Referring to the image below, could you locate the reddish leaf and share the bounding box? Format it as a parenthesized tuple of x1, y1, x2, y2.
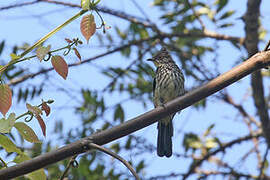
(65, 38, 72, 43)
(41, 101, 51, 116)
(0, 84, 12, 116)
(73, 48, 81, 63)
(51, 55, 68, 80)
(80, 14, 96, 43)
(36, 114, 46, 137)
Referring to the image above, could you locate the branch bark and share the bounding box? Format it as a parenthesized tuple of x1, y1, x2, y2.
(1, 50, 270, 179)
(243, 0, 270, 145)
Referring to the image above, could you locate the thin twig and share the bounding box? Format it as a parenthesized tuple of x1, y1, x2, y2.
(258, 145, 269, 180)
(0, 1, 40, 10)
(264, 40, 270, 51)
(186, 0, 206, 30)
(59, 155, 78, 180)
(89, 143, 140, 180)
(130, 0, 151, 22)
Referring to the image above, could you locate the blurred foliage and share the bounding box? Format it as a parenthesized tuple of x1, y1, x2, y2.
(0, 0, 269, 179)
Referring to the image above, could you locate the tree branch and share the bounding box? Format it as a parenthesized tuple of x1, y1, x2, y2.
(39, 0, 243, 43)
(0, 0, 40, 10)
(1, 49, 270, 179)
(89, 143, 140, 180)
(243, 0, 270, 145)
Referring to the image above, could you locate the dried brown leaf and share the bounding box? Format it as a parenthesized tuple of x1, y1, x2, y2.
(51, 55, 68, 80)
(80, 14, 96, 43)
(41, 101, 51, 116)
(0, 84, 12, 116)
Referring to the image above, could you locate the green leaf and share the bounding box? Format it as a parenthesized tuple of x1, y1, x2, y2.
(14, 153, 47, 180)
(215, 0, 228, 13)
(10, 53, 21, 60)
(13, 153, 31, 163)
(14, 122, 40, 143)
(114, 104, 124, 122)
(219, 10, 235, 20)
(0, 113, 16, 133)
(218, 23, 233, 28)
(0, 134, 22, 154)
(125, 136, 132, 149)
(26, 169, 47, 180)
(203, 124, 215, 137)
(183, 133, 202, 152)
(110, 143, 120, 153)
(0, 40, 5, 56)
(136, 160, 144, 173)
(115, 27, 127, 39)
(81, 0, 90, 10)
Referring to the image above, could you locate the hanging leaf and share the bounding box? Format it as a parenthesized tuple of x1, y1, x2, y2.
(26, 103, 46, 137)
(0, 84, 12, 116)
(36, 115, 46, 137)
(73, 48, 82, 63)
(51, 55, 69, 80)
(41, 101, 51, 116)
(36, 45, 51, 62)
(80, 14, 96, 43)
(65, 38, 72, 43)
(14, 122, 40, 143)
(0, 113, 16, 133)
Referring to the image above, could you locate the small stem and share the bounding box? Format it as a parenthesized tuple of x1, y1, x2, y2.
(94, 8, 105, 29)
(59, 155, 78, 180)
(15, 100, 53, 120)
(5, 41, 76, 68)
(20, 10, 87, 58)
(15, 112, 30, 121)
(0, 157, 7, 168)
(0, 10, 88, 76)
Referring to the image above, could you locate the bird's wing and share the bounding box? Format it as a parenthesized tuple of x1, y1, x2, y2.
(153, 77, 157, 108)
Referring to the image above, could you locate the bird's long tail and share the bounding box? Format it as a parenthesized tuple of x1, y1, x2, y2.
(157, 121, 173, 157)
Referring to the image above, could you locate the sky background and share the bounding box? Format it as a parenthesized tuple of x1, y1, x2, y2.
(1, 0, 270, 179)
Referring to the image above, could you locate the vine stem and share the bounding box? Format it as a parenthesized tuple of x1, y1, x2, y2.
(1, 10, 87, 72)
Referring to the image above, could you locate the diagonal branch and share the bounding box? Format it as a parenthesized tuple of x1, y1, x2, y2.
(1, 49, 270, 179)
(0, 0, 40, 11)
(89, 143, 140, 180)
(40, 0, 154, 28)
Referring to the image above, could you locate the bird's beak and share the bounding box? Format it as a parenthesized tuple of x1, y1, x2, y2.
(147, 58, 153, 61)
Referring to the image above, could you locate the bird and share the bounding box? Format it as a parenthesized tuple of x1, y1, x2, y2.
(147, 47, 185, 157)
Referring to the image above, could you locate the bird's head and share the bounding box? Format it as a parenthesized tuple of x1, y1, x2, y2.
(147, 47, 173, 67)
